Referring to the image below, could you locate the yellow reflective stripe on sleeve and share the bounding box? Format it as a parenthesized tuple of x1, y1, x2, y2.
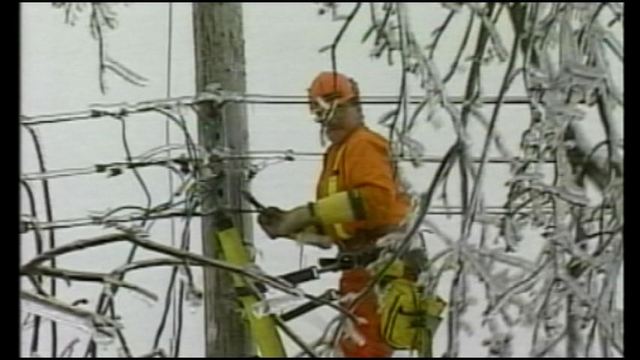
(328, 177, 350, 239)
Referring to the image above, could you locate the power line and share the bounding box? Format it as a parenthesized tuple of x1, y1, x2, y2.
(19, 211, 246, 232)
(23, 125, 59, 356)
(21, 157, 192, 182)
(20, 95, 206, 126)
(21, 206, 565, 232)
(20, 94, 536, 126)
(161, 5, 183, 357)
(21, 151, 557, 182)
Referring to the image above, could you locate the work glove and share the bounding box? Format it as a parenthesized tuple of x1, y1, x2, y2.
(257, 205, 314, 239)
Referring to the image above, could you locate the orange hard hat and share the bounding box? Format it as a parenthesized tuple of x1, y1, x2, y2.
(308, 71, 360, 112)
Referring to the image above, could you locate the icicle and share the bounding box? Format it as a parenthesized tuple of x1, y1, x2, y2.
(91, 327, 117, 353)
(485, 333, 514, 357)
(502, 217, 522, 251)
(177, 265, 191, 284)
(460, 320, 475, 337)
(316, 344, 337, 357)
(186, 285, 204, 314)
(128, 287, 157, 308)
(441, 3, 463, 12)
(117, 347, 127, 358)
(426, 102, 444, 130)
(98, 286, 116, 312)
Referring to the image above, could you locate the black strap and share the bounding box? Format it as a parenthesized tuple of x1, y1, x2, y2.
(318, 248, 381, 271)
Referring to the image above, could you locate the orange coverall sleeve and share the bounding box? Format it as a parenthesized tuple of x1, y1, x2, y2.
(343, 135, 400, 232)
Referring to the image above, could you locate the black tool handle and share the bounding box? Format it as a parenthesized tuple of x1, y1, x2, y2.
(280, 290, 337, 321)
(241, 190, 267, 211)
(278, 267, 319, 285)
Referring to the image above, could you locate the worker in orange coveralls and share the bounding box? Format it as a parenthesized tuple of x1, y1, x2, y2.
(257, 71, 411, 357)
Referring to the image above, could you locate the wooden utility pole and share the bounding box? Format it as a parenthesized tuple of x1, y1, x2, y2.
(193, 3, 253, 357)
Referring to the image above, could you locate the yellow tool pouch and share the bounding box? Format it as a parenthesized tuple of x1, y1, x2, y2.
(379, 277, 447, 352)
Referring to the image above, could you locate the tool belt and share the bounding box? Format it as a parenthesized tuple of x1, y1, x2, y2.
(375, 251, 447, 354)
(317, 227, 396, 271)
(379, 274, 446, 353)
(319, 246, 447, 354)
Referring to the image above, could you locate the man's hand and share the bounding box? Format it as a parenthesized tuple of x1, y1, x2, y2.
(257, 207, 285, 239)
(257, 205, 314, 239)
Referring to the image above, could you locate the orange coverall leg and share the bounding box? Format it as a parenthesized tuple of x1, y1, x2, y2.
(338, 268, 392, 358)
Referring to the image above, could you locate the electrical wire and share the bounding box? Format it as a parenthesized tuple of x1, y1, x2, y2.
(162, 5, 182, 352)
(21, 157, 190, 182)
(86, 114, 156, 356)
(152, 6, 188, 355)
(173, 282, 185, 357)
(113, 115, 153, 221)
(20, 180, 45, 357)
(20, 94, 534, 127)
(151, 107, 199, 165)
(22, 205, 569, 233)
(21, 151, 558, 183)
(22, 125, 58, 357)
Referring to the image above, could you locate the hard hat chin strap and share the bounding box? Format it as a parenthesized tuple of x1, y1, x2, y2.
(319, 122, 327, 147)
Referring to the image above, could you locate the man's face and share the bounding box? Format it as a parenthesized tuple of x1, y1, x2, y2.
(311, 98, 355, 143)
(310, 97, 348, 127)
